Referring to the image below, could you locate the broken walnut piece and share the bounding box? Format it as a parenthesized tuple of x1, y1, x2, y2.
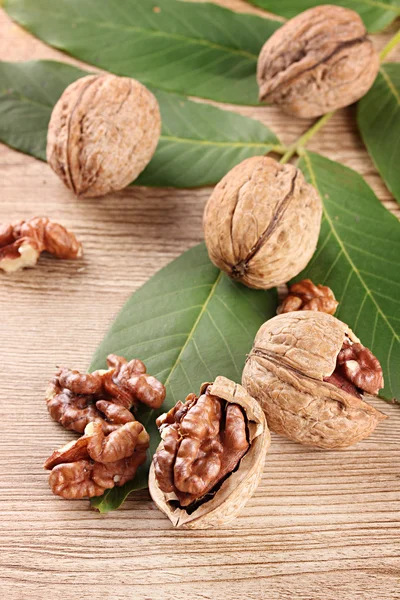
(46, 354, 166, 434)
(153, 387, 249, 507)
(278, 279, 338, 315)
(337, 340, 384, 395)
(44, 421, 150, 499)
(0, 217, 82, 273)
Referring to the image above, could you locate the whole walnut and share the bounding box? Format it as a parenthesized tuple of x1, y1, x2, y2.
(47, 74, 161, 198)
(242, 312, 386, 449)
(203, 156, 322, 289)
(257, 5, 380, 118)
(149, 377, 270, 528)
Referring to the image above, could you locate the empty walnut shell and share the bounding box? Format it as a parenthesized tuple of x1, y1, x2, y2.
(148, 377, 270, 528)
(47, 74, 161, 198)
(203, 156, 322, 289)
(257, 5, 380, 118)
(242, 312, 386, 449)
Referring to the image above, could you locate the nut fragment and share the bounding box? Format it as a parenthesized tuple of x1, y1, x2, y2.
(203, 156, 322, 289)
(242, 312, 386, 449)
(44, 421, 150, 499)
(257, 5, 380, 118)
(47, 74, 161, 198)
(278, 279, 338, 315)
(149, 377, 270, 528)
(336, 340, 383, 395)
(0, 217, 82, 273)
(46, 354, 166, 434)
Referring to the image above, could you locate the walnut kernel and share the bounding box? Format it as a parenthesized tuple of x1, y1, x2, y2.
(149, 377, 270, 528)
(0, 217, 82, 273)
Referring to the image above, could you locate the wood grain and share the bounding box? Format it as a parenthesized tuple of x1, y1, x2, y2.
(0, 3, 399, 599)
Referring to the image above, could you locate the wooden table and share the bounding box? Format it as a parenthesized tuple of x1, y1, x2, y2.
(1, 3, 399, 599)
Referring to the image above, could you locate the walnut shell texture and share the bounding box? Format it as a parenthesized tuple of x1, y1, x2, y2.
(47, 74, 161, 198)
(148, 377, 270, 528)
(242, 312, 386, 449)
(203, 156, 322, 289)
(257, 5, 380, 118)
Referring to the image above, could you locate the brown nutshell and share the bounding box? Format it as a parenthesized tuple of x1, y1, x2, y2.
(257, 5, 380, 118)
(203, 156, 322, 289)
(47, 74, 161, 198)
(149, 377, 270, 528)
(0, 217, 82, 273)
(242, 312, 386, 449)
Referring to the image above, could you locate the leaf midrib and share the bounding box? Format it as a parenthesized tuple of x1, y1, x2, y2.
(380, 65, 400, 106)
(0, 90, 275, 149)
(351, 0, 400, 12)
(164, 271, 223, 390)
(303, 151, 399, 347)
(16, 8, 259, 61)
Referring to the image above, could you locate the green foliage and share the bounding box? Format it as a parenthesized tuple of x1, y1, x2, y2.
(90, 243, 277, 511)
(5, 0, 281, 104)
(297, 151, 400, 402)
(358, 64, 400, 205)
(0, 60, 281, 188)
(244, 0, 400, 33)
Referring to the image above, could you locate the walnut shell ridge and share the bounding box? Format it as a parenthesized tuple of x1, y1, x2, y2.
(242, 312, 386, 449)
(47, 74, 161, 198)
(203, 156, 322, 289)
(257, 5, 380, 118)
(148, 377, 270, 529)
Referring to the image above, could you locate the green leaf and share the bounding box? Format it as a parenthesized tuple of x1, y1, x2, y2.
(357, 64, 400, 205)
(0, 60, 281, 188)
(5, 0, 281, 105)
(245, 0, 400, 33)
(297, 151, 400, 403)
(89, 243, 277, 512)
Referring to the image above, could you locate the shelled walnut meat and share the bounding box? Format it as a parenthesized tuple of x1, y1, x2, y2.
(242, 312, 386, 449)
(257, 5, 380, 118)
(203, 156, 322, 289)
(149, 377, 270, 528)
(47, 74, 161, 198)
(0, 217, 82, 273)
(44, 421, 150, 498)
(278, 279, 338, 315)
(46, 354, 166, 434)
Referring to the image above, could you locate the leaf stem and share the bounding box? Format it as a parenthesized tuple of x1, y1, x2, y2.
(380, 29, 400, 61)
(280, 112, 334, 164)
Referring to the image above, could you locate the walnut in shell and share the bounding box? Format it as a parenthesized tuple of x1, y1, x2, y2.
(149, 377, 270, 528)
(203, 156, 322, 289)
(47, 74, 161, 198)
(257, 5, 380, 118)
(242, 312, 386, 449)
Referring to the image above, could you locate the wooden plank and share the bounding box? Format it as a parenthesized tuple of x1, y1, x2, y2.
(0, 3, 399, 599)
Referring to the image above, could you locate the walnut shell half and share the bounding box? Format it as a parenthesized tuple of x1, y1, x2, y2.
(148, 377, 270, 528)
(257, 5, 379, 118)
(242, 312, 386, 449)
(47, 74, 161, 198)
(203, 156, 322, 289)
